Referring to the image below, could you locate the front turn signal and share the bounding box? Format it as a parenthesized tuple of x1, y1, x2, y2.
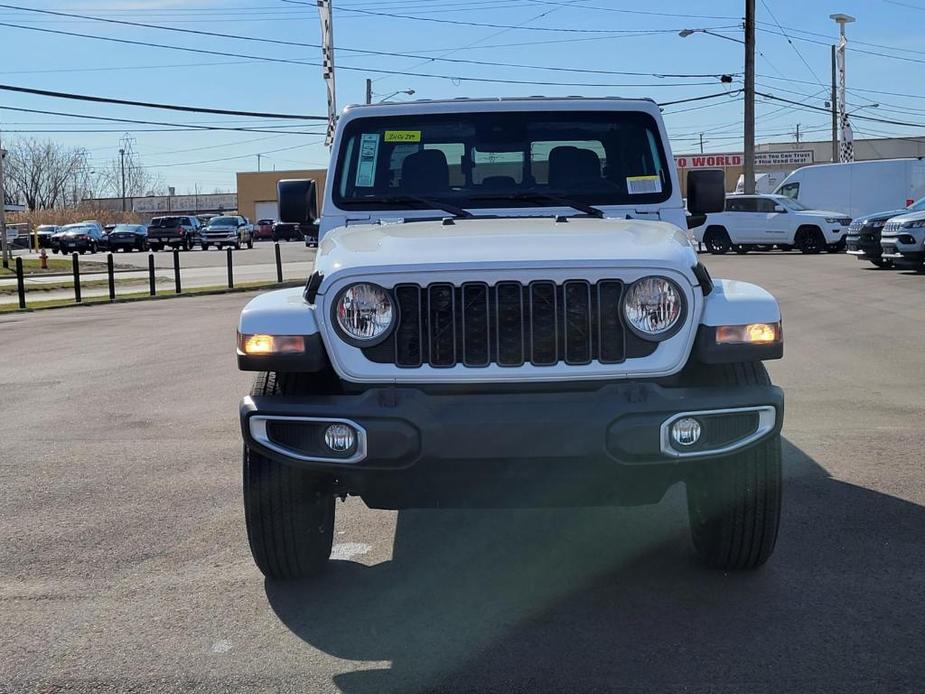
(238, 333, 305, 355)
(715, 322, 781, 345)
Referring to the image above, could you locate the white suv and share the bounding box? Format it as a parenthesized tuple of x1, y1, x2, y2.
(692, 194, 852, 254)
(233, 97, 785, 580)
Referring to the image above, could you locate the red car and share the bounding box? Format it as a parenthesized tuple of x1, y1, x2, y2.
(254, 219, 275, 240)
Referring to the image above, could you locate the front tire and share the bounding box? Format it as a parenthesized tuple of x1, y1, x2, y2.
(243, 372, 335, 580)
(705, 226, 733, 255)
(796, 226, 825, 254)
(870, 257, 893, 269)
(685, 362, 782, 571)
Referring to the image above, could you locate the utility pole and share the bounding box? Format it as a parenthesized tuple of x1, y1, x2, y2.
(831, 44, 838, 162)
(365, 78, 372, 105)
(743, 0, 756, 194)
(119, 147, 126, 212)
(795, 123, 801, 147)
(831, 13, 856, 163)
(257, 153, 262, 172)
(699, 133, 704, 154)
(0, 133, 8, 269)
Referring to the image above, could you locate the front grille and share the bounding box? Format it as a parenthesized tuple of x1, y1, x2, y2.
(884, 222, 902, 234)
(364, 281, 659, 368)
(848, 221, 862, 233)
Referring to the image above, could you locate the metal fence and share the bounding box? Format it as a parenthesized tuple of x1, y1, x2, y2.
(8, 242, 292, 311)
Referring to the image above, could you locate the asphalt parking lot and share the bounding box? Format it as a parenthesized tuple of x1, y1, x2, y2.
(2, 252, 924, 693)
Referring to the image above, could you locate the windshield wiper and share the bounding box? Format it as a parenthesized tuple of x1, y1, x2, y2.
(469, 191, 604, 219)
(362, 194, 473, 219)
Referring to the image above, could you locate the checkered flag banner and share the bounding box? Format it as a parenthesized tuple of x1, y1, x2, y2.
(318, 0, 337, 147)
(836, 35, 854, 163)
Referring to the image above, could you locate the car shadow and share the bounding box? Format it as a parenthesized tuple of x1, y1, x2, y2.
(265, 440, 925, 693)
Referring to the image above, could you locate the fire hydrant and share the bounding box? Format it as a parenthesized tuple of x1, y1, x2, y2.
(39, 247, 48, 270)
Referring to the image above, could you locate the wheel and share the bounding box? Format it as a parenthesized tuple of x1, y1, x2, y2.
(704, 227, 733, 255)
(247, 237, 254, 250)
(685, 362, 782, 571)
(183, 237, 192, 252)
(796, 226, 825, 254)
(201, 244, 210, 251)
(243, 372, 334, 580)
(870, 258, 894, 269)
(235, 240, 242, 250)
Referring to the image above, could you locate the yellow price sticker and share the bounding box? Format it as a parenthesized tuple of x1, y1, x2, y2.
(384, 130, 422, 143)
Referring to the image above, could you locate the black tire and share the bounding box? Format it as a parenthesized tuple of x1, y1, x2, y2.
(234, 240, 242, 250)
(869, 258, 894, 269)
(796, 226, 825, 254)
(704, 226, 733, 255)
(685, 362, 782, 571)
(247, 237, 254, 250)
(201, 244, 210, 251)
(243, 372, 335, 580)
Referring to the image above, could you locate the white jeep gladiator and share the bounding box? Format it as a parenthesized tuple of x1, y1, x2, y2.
(236, 97, 785, 579)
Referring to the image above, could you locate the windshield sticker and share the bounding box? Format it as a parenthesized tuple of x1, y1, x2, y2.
(384, 130, 422, 143)
(626, 175, 662, 195)
(355, 133, 380, 187)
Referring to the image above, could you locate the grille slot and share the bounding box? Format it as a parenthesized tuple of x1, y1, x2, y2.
(364, 280, 658, 368)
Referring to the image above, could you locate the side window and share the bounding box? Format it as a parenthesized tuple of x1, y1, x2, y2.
(756, 198, 778, 213)
(725, 198, 744, 212)
(778, 182, 799, 199)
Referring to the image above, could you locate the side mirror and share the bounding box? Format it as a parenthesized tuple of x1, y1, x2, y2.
(687, 169, 725, 215)
(278, 179, 318, 224)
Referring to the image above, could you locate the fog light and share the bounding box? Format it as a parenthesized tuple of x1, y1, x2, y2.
(671, 417, 702, 447)
(324, 424, 356, 452)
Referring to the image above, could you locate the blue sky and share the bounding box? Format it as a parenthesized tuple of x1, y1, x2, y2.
(2, 0, 923, 194)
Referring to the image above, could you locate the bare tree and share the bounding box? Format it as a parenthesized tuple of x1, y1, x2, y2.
(3, 138, 90, 210)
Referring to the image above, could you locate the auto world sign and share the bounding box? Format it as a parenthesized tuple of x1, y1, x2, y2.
(674, 150, 813, 169)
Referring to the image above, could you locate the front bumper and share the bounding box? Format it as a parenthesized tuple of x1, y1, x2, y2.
(203, 233, 237, 244)
(240, 381, 784, 508)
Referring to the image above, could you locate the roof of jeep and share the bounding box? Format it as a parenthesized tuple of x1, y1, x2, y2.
(343, 95, 658, 115)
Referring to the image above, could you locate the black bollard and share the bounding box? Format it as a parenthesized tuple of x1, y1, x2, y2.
(107, 253, 115, 302)
(148, 253, 156, 296)
(173, 248, 181, 294)
(226, 247, 234, 288)
(15, 256, 26, 310)
(72, 253, 81, 304)
(275, 242, 283, 283)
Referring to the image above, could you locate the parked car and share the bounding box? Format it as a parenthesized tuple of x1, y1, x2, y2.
(200, 215, 253, 250)
(691, 194, 852, 254)
(775, 158, 925, 220)
(55, 223, 106, 254)
(107, 224, 149, 252)
(880, 206, 925, 269)
(302, 221, 319, 248)
(197, 214, 218, 228)
(234, 96, 786, 580)
(147, 215, 201, 251)
(845, 196, 925, 269)
(255, 219, 275, 240)
(36, 225, 60, 249)
(269, 221, 296, 242)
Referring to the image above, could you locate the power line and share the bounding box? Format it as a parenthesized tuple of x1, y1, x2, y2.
(757, 0, 825, 87)
(756, 91, 925, 128)
(0, 105, 326, 134)
(0, 82, 325, 120)
(0, 3, 734, 79)
(0, 22, 731, 88)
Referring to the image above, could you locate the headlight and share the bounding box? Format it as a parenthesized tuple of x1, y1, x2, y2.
(901, 220, 925, 229)
(334, 283, 395, 344)
(622, 277, 684, 339)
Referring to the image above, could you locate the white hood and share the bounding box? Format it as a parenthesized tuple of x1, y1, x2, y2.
(314, 217, 698, 281)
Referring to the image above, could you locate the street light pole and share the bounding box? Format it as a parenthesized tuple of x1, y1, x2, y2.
(119, 147, 126, 213)
(0, 135, 8, 269)
(831, 44, 838, 162)
(831, 13, 856, 163)
(365, 78, 372, 105)
(743, 0, 756, 194)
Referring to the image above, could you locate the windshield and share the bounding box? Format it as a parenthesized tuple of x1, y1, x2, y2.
(151, 217, 182, 227)
(333, 110, 671, 212)
(209, 216, 238, 226)
(908, 197, 925, 212)
(776, 196, 810, 211)
(113, 225, 140, 232)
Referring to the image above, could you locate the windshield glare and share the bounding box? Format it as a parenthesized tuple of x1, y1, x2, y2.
(333, 110, 671, 211)
(210, 217, 237, 226)
(777, 197, 809, 211)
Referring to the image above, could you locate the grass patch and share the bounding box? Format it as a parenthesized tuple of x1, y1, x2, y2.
(0, 280, 298, 313)
(0, 257, 110, 276)
(0, 276, 172, 296)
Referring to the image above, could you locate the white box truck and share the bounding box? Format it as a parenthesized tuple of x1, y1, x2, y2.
(774, 158, 925, 220)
